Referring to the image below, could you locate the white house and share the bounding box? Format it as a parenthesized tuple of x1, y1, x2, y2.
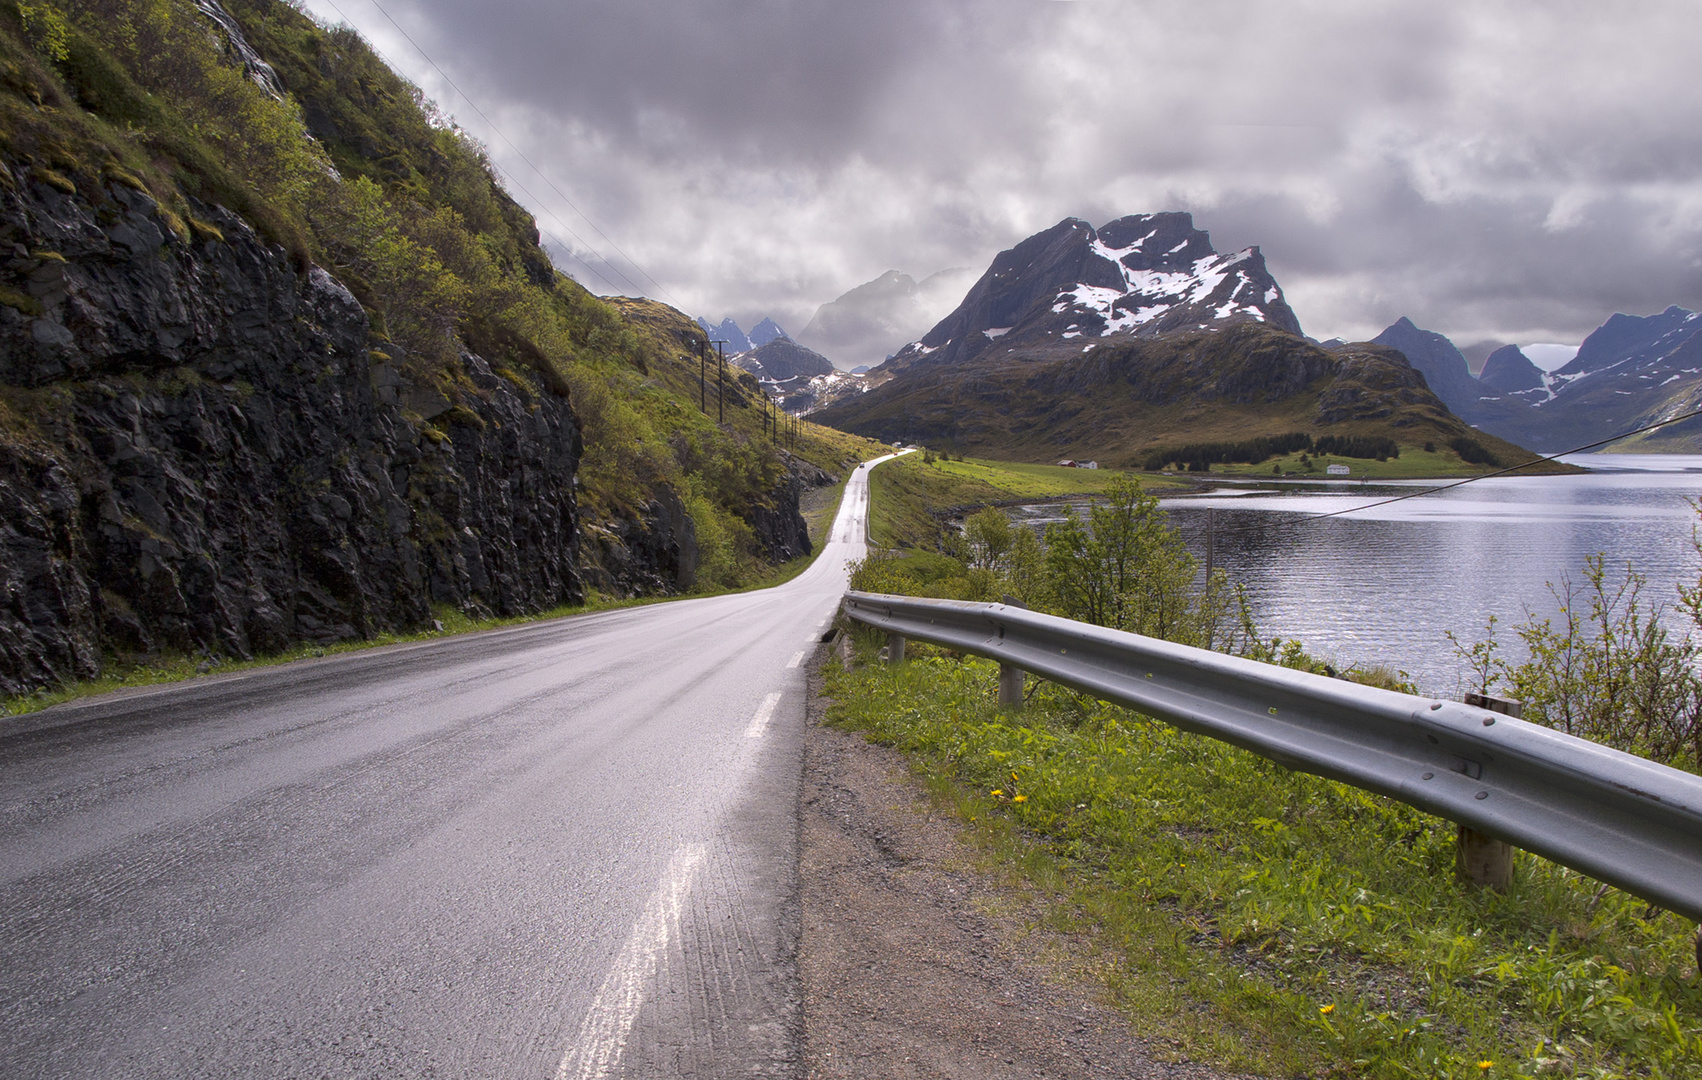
(1327, 463, 1351, 476)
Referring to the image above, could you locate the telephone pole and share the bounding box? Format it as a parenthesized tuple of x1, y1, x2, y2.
(715, 340, 726, 425)
(698, 338, 708, 413)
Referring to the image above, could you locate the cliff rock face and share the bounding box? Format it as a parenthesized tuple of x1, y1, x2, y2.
(581, 489, 699, 597)
(751, 455, 827, 564)
(0, 162, 585, 694)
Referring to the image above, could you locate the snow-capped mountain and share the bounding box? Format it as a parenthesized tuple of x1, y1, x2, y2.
(747, 317, 789, 348)
(1371, 307, 1702, 452)
(696, 317, 752, 354)
(882, 212, 1301, 373)
(693, 316, 792, 355)
(1478, 345, 1544, 394)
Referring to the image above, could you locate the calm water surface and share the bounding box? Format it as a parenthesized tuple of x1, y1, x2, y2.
(1011, 454, 1702, 695)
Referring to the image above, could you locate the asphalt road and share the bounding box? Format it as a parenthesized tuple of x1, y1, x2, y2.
(0, 452, 904, 1080)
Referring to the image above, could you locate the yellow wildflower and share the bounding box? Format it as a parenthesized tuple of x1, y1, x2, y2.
(1318, 1004, 1335, 1015)
(1013, 794, 1028, 803)
(1477, 1063, 1493, 1072)
(991, 789, 1004, 797)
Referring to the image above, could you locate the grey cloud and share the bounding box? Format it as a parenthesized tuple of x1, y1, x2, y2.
(299, 0, 1702, 348)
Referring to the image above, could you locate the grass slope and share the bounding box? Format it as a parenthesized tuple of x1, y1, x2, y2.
(827, 641, 1702, 1080)
(867, 454, 1191, 548)
(817, 324, 1564, 478)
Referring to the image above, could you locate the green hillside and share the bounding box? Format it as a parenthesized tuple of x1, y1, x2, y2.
(0, 0, 879, 589)
(815, 323, 1560, 477)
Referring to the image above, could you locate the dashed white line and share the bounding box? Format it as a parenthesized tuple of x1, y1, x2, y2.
(555, 843, 707, 1080)
(787, 651, 805, 668)
(744, 691, 782, 738)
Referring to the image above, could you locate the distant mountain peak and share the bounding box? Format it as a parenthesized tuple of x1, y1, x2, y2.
(796, 267, 977, 370)
(882, 212, 1302, 372)
(1479, 344, 1544, 393)
(748, 317, 788, 347)
(696, 317, 752, 354)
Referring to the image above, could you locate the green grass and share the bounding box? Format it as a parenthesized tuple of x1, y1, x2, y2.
(1194, 446, 1574, 481)
(825, 639, 1702, 1079)
(867, 454, 1190, 548)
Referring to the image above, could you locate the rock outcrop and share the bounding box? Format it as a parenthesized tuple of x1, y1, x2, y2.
(0, 161, 584, 694)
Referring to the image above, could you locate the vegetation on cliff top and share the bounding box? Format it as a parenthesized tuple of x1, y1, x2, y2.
(0, 0, 881, 594)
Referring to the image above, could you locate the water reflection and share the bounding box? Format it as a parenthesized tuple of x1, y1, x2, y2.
(1007, 455, 1702, 695)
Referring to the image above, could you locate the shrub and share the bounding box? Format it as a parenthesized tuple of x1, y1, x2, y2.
(1449, 437, 1498, 466)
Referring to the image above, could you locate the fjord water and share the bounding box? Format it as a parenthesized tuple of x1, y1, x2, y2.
(1018, 455, 1702, 695)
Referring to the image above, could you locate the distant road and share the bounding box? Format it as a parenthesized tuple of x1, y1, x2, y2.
(0, 452, 905, 1079)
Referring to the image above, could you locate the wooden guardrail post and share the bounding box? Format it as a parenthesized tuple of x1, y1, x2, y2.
(886, 632, 905, 665)
(1456, 692, 1521, 890)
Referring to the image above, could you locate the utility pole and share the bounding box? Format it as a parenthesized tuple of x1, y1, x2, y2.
(715, 341, 726, 425)
(698, 338, 708, 413)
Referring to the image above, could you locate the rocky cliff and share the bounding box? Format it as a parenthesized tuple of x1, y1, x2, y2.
(0, 160, 586, 695)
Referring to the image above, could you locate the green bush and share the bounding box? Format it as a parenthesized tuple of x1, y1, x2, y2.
(1450, 550, 1702, 773)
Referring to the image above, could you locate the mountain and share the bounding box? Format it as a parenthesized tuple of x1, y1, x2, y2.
(748, 317, 789, 347)
(1372, 309, 1702, 452)
(1565, 306, 1697, 375)
(878, 213, 1301, 378)
(697, 317, 753, 354)
(812, 214, 1539, 470)
(1371, 318, 1486, 414)
(796, 267, 976, 370)
(1478, 345, 1544, 393)
(736, 337, 833, 382)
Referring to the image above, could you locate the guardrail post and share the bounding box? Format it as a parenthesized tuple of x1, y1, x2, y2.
(998, 663, 1023, 709)
(886, 632, 905, 665)
(1456, 693, 1522, 891)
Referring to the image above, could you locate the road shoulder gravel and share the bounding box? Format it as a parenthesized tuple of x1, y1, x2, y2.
(799, 647, 1258, 1080)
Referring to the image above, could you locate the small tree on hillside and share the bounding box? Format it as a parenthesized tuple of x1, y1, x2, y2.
(964, 507, 1014, 572)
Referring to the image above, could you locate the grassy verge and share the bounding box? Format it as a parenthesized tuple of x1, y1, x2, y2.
(825, 637, 1702, 1079)
(868, 454, 1192, 548)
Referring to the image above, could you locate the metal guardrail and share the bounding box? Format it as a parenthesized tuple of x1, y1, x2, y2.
(843, 590, 1702, 924)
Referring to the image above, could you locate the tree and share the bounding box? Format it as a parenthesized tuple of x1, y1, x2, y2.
(963, 507, 1014, 571)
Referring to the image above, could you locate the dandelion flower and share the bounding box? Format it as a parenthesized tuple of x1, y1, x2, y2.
(991, 789, 1004, 797)
(1318, 1004, 1335, 1015)
(1013, 794, 1028, 803)
(1477, 1063, 1493, 1072)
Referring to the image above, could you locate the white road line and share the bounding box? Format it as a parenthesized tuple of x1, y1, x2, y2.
(555, 844, 707, 1080)
(786, 651, 805, 668)
(744, 691, 782, 738)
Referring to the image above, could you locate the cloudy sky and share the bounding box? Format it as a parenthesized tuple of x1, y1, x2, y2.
(295, 0, 1702, 352)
